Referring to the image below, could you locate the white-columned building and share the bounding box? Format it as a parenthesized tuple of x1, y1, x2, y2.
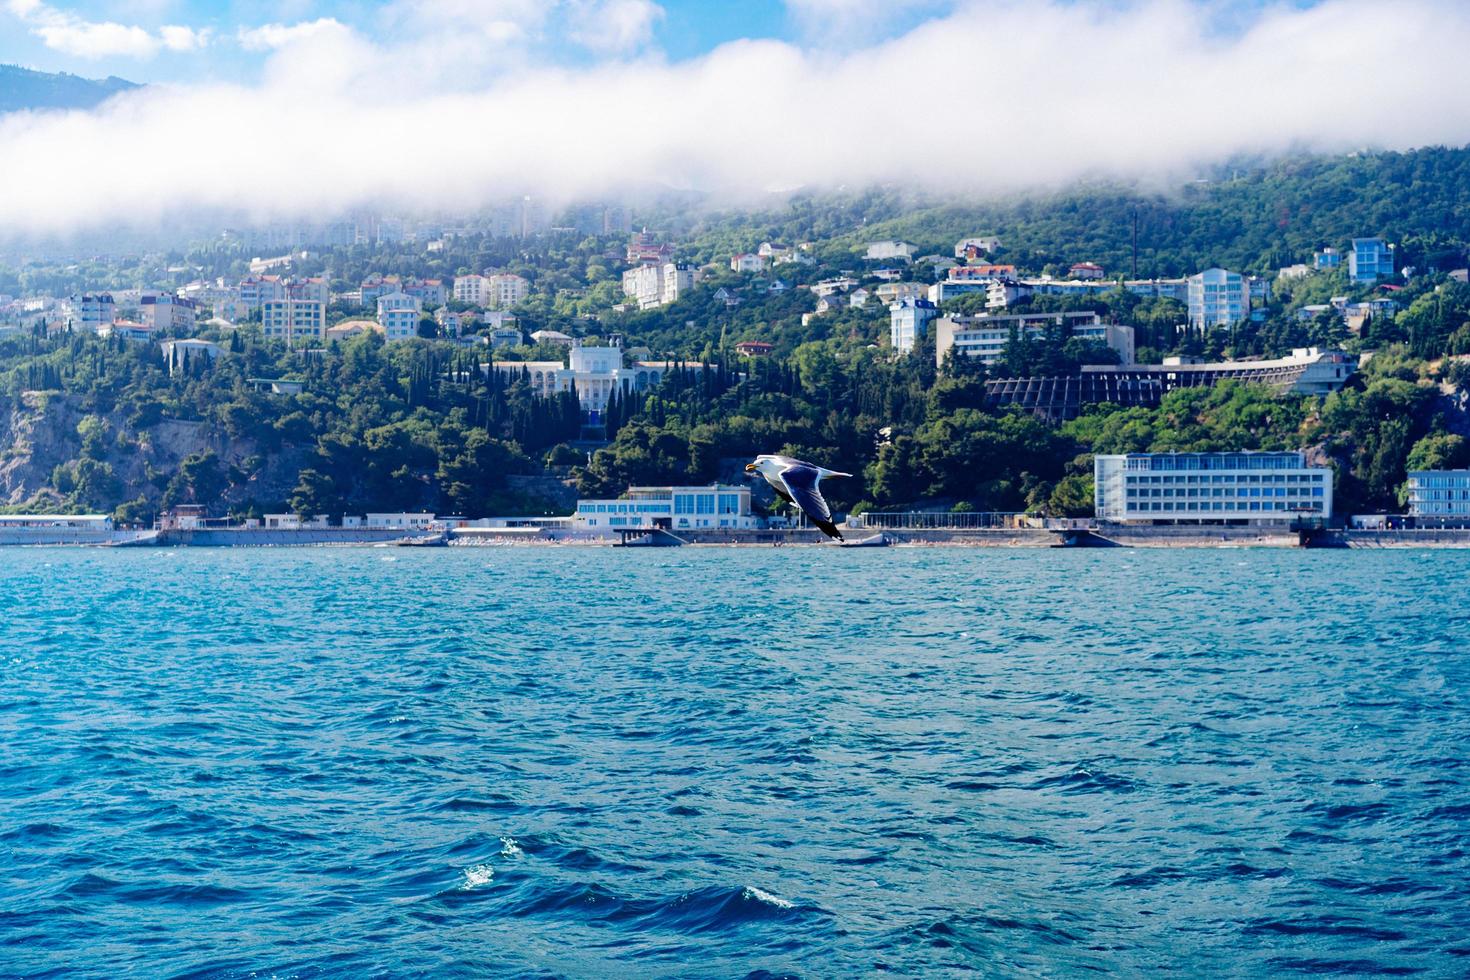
(489, 343, 698, 420)
(1095, 451, 1332, 523)
(1406, 470, 1470, 521)
(574, 485, 756, 530)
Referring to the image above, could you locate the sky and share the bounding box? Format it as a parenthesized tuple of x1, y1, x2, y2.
(1, 0, 1469, 238)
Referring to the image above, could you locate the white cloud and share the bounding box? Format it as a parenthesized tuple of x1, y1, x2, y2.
(568, 0, 664, 54)
(3, 0, 1470, 237)
(237, 18, 351, 52)
(5, 0, 211, 59)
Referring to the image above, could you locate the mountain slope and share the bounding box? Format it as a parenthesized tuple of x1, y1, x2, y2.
(0, 64, 139, 114)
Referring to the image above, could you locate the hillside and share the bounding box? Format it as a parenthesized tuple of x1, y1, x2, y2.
(0, 64, 139, 114)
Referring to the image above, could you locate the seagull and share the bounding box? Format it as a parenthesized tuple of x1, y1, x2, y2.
(745, 454, 851, 540)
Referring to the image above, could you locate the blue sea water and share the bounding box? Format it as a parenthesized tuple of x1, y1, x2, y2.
(1, 546, 1468, 978)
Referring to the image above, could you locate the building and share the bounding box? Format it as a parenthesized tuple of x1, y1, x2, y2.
(1406, 470, 1470, 522)
(490, 343, 700, 421)
(986, 279, 1035, 309)
(161, 339, 221, 375)
(489, 327, 523, 348)
(890, 298, 939, 353)
(986, 348, 1357, 421)
(730, 253, 766, 273)
(454, 274, 490, 306)
(74, 293, 115, 331)
(140, 292, 196, 334)
(1315, 247, 1341, 270)
(486, 273, 530, 309)
(1069, 262, 1105, 280)
(377, 291, 423, 341)
(1187, 268, 1250, 329)
(734, 340, 774, 357)
(811, 276, 860, 297)
(325, 320, 380, 341)
(875, 282, 928, 305)
(262, 298, 327, 344)
(934, 312, 1134, 368)
(530, 329, 574, 347)
(621, 263, 694, 310)
(865, 241, 915, 262)
(403, 278, 446, 308)
(574, 485, 757, 530)
(365, 513, 436, 529)
(98, 321, 152, 342)
(238, 276, 285, 311)
(1095, 451, 1332, 524)
(1349, 238, 1394, 284)
(955, 237, 1000, 258)
(1123, 278, 1190, 303)
(436, 308, 478, 336)
(626, 232, 675, 264)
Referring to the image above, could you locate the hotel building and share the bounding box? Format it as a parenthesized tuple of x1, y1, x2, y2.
(1406, 470, 1470, 522)
(1187, 268, 1250, 329)
(934, 312, 1136, 367)
(261, 298, 327, 344)
(1094, 451, 1333, 524)
(574, 485, 757, 531)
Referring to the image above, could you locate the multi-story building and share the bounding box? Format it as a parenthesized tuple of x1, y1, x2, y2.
(402, 278, 445, 308)
(360, 275, 400, 309)
(377, 292, 423, 341)
(1094, 451, 1333, 523)
(139, 292, 196, 334)
(1406, 470, 1470, 522)
(261, 298, 326, 344)
(1348, 238, 1394, 283)
(1314, 247, 1341, 270)
(238, 275, 287, 312)
(436, 308, 478, 337)
(574, 485, 757, 531)
(1122, 278, 1190, 303)
(621, 263, 694, 310)
(890, 298, 939, 353)
(489, 327, 523, 348)
(1069, 262, 1105, 280)
(454, 274, 490, 306)
(486, 274, 530, 310)
(1187, 268, 1250, 329)
(74, 293, 116, 331)
(626, 232, 674, 264)
(875, 282, 928, 305)
(934, 312, 1135, 367)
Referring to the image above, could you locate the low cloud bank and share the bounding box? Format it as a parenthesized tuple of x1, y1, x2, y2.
(3, 0, 1469, 237)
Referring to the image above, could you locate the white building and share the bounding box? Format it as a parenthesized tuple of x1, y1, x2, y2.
(1187, 268, 1250, 329)
(530, 329, 575, 347)
(621, 263, 694, 310)
(811, 276, 859, 297)
(261, 298, 326, 344)
(934, 312, 1135, 368)
(490, 344, 696, 419)
(486, 273, 530, 309)
(489, 327, 523, 348)
(365, 513, 436, 529)
(574, 485, 757, 531)
(865, 241, 915, 262)
(1095, 451, 1332, 523)
(875, 282, 928, 305)
(1406, 470, 1470, 522)
(238, 276, 286, 311)
(75, 293, 116, 331)
(890, 298, 939, 353)
(730, 253, 766, 273)
(454, 274, 490, 306)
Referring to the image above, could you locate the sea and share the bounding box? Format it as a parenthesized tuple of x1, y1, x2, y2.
(1, 547, 1467, 978)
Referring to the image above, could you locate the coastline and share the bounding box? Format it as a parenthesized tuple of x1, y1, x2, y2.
(7, 525, 1470, 548)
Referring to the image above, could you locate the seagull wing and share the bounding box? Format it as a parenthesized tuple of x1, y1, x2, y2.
(780, 463, 842, 540)
(764, 475, 795, 505)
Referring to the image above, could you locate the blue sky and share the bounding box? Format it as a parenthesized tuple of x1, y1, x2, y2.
(0, 0, 853, 81)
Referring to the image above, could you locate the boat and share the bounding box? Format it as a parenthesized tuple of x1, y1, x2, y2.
(838, 532, 888, 548)
(391, 532, 449, 547)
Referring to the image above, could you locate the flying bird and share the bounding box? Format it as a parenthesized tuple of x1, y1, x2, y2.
(745, 454, 851, 540)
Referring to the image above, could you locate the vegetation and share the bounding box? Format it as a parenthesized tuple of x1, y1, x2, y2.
(8, 146, 1470, 521)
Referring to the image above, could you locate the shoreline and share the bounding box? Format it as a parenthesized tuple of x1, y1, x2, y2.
(5, 526, 1470, 548)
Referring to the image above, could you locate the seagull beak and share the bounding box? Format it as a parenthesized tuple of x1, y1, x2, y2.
(744, 463, 756, 473)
